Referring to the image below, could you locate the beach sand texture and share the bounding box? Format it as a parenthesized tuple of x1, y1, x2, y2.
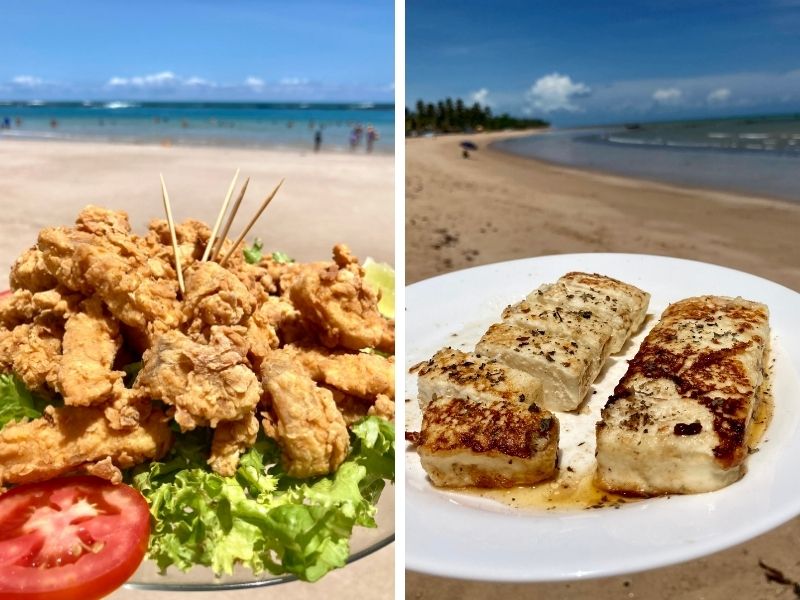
(0, 139, 394, 600)
(407, 130, 800, 291)
(406, 131, 800, 599)
(0, 139, 394, 281)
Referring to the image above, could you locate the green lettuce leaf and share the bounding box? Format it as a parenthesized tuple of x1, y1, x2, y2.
(132, 417, 394, 582)
(243, 238, 264, 264)
(0, 373, 49, 429)
(271, 251, 295, 264)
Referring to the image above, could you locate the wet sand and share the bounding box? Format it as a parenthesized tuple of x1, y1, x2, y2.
(406, 130, 800, 599)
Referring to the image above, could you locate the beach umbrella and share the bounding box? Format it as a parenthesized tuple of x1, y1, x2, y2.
(460, 141, 478, 150)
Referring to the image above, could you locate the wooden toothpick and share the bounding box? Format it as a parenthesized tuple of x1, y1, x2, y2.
(159, 174, 185, 295)
(211, 176, 250, 261)
(202, 168, 240, 261)
(220, 178, 285, 266)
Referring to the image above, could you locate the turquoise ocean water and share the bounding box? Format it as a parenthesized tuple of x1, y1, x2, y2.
(0, 101, 394, 153)
(495, 114, 800, 201)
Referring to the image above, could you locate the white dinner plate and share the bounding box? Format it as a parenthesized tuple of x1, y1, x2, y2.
(405, 254, 800, 582)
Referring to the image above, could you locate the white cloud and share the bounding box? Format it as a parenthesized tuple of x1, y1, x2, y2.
(469, 87, 491, 106)
(12, 75, 43, 87)
(707, 87, 731, 104)
(244, 76, 265, 89)
(279, 77, 309, 86)
(108, 71, 177, 87)
(525, 73, 591, 113)
(185, 76, 215, 87)
(652, 87, 683, 103)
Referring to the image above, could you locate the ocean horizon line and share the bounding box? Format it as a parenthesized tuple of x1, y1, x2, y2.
(0, 100, 394, 110)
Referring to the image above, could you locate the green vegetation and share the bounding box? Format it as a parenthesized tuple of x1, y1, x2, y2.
(406, 98, 549, 135)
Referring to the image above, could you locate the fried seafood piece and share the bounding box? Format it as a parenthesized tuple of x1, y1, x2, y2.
(328, 390, 373, 426)
(182, 261, 256, 333)
(0, 287, 81, 332)
(411, 396, 558, 488)
(278, 345, 395, 401)
(75, 205, 132, 237)
(0, 289, 35, 329)
(0, 320, 63, 392)
(369, 394, 395, 420)
(76, 243, 181, 340)
(208, 414, 260, 476)
(145, 218, 212, 266)
(103, 384, 152, 430)
(57, 297, 123, 407)
(289, 244, 394, 353)
(37, 227, 96, 292)
(38, 216, 181, 342)
(228, 261, 277, 304)
(322, 352, 395, 400)
(0, 405, 172, 487)
(245, 298, 298, 371)
(261, 360, 349, 478)
(30, 287, 82, 320)
(137, 327, 261, 430)
(9, 246, 57, 292)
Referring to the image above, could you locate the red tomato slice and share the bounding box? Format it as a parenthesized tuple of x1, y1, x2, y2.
(0, 476, 150, 600)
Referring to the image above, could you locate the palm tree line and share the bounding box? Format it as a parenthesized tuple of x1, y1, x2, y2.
(406, 98, 549, 135)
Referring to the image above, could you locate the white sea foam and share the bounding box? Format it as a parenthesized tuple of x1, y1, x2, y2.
(738, 133, 770, 140)
(104, 101, 138, 109)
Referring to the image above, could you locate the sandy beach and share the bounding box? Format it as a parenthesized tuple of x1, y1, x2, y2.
(0, 138, 394, 282)
(0, 138, 394, 600)
(406, 131, 800, 599)
(407, 130, 800, 291)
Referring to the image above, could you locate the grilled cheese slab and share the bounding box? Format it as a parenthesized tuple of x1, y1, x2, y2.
(596, 295, 770, 495)
(558, 272, 650, 343)
(526, 279, 647, 354)
(414, 347, 543, 410)
(502, 299, 614, 373)
(413, 396, 558, 488)
(475, 322, 599, 412)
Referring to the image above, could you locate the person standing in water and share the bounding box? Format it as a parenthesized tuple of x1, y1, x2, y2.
(314, 129, 322, 152)
(366, 124, 379, 153)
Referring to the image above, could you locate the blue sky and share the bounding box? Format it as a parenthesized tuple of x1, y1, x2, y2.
(0, 0, 393, 102)
(407, 0, 800, 125)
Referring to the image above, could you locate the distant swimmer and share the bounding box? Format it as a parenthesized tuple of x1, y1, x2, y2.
(314, 130, 322, 152)
(1, 117, 10, 129)
(50, 119, 58, 129)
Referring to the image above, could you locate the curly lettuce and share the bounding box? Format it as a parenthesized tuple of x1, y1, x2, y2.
(0, 373, 49, 430)
(131, 417, 394, 582)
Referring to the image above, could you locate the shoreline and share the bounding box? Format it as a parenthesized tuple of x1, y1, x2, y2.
(0, 130, 394, 155)
(486, 134, 799, 209)
(406, 130, 800, 291)
(490, 128, 800, 204)
(0, 138, 394, 280)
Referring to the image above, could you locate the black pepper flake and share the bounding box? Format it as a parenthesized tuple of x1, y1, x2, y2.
(674, 421, 703, 436)
(581, 311, 592, 319)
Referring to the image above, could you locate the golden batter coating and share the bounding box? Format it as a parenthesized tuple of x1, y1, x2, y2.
(0, 405, 172, 488)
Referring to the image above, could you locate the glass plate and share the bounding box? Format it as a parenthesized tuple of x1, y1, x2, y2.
(126, 483, 394, 590)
